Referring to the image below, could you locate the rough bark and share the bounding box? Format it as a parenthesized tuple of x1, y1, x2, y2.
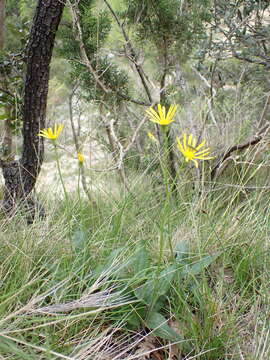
(0, 0, 12, 158)
(0, 0, 66, 222)
(0, 0, 5, 49)
(3, 108, 13, 158)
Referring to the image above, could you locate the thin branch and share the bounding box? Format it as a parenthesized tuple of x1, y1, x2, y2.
(69, 1, 110, 94)
(232, 52, 269, 67)
(0, 87, 14, 97)
(211, 123, 270, 180)
(124, 116, 147, 153)
(103, 0, 153, 103)
(257, 93, 270, 129)
(116, 91, 151, 106)
(108, 119, 131, 192)
(68, 1, 152, 107)
(109, 120, 125, 170)
(192, 66, 218, 127)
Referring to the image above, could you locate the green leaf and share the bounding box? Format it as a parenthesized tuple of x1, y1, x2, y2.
(126, 306, 147, 329)
(0, 114, 9, 120)
(134, 264, 178, 305)
(93, 247, 126, 277)
(182, 254, 218, 276)
(174, 241, 190, 264)
(71, 227, 88, 253)
(132, 246, 149, 274)
(146, 312, 182, 342)
(158, 265, 177, 296)
(134, 279, 154, 305)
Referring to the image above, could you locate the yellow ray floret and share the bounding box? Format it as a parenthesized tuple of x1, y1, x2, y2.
(146, 104, 177, 125)
(176, 133, 214, 168)
(37, 124, 64, 140)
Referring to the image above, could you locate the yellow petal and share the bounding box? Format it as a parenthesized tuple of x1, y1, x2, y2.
(177, 138, 185, 154)
(157, 104, 166, 123)
(166, 105, 177, 121)
(195, 148, 210, 156)
(196, 139, 206, 151)
(196, 156, 214, 160)
(183, 133, 187, 150)
(146, 108, 161, 124)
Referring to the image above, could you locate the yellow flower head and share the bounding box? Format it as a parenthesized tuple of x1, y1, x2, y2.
(37, 124, 64, 141)
(77, 152, 84, 164)
(177, 133, 214, 168)
(147, 131, 158, 143)
(146, 104, 177, 126)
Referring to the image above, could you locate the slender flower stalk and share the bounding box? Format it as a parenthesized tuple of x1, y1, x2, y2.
(146, 104, 177, 126)
(176, 133, 214, 168)
(77, 152, 85, 201)
(54, 145, 69, 201)
(146, 104, 178, 197)
(146, 106, 178, 261)
(37, 124, 68, 200)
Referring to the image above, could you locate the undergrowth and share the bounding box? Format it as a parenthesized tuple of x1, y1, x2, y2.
(0, 166, 269, 359)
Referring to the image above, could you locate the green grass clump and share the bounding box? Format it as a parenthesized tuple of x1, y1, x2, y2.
(0, 172, 269, 359)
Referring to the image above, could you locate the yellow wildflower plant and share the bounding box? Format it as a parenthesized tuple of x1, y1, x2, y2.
(77, 152, 85, 164)
(176, 133, 214, 168)
(146, 104, 177, 126)
(147, 131, 158, 143)
(37, 124, 64, 141)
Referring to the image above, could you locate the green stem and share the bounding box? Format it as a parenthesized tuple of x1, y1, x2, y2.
(160, 125, 171, 198)
(156, 126, 175, 259)
(77, 166, 81, 202)
(54, 143, 69, 202)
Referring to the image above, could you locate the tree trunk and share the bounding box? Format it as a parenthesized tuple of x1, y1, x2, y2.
(0, 0, 12, 159)
(2, 107, 13, 158)
(0, 0, 4, 49)
(0, 0, 66, 222)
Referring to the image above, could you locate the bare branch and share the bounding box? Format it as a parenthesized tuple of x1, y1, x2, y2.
(69, 1, 110, 94)
(116, 91, 151, 106)
(68, 0, 152, 107)
(108, 119, 131, 192)
(211, 123, 270, 180)
(103, 0, 153, 103)
(232, 51, 269, 67)
(124, 116, 147, 153)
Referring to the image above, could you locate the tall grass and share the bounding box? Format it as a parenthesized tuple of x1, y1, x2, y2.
(0, 155, 269, 359)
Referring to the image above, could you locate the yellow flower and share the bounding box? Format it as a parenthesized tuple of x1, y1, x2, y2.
(176, 133, 214, 168)
(77, 152, 84, 164)
(37, 124, 64, 140)
(146, 104, 177, 126)
(147, 132, 158, 143)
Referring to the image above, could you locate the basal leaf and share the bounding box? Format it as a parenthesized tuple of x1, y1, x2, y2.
(146, 311, 183, 342)
(71, 227, 88, 253)
(182, 254, 218, 276)
(132, 246, 149, 274)
(174, 241, 190, 264)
